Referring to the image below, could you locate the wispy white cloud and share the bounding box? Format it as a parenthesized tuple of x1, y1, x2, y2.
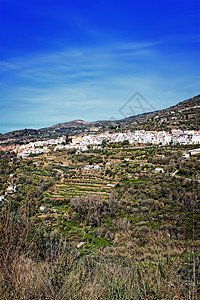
(0, 38, 199, 132)
(0, 61, 20, 70)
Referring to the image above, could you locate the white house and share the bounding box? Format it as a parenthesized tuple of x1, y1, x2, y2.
(155, 167, 164, 173)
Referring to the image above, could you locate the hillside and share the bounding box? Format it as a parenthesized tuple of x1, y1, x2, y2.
(120, 94, 200, 131)
(0, 94, 199, 145)
(0, 95, 200, 298)
(0, 136, 200, 298)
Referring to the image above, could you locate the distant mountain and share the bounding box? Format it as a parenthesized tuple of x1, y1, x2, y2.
(50, 120, 89, 129)
(1, 94, 199, 145)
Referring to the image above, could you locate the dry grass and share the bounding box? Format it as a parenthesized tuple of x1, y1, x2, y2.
(0, 252, 199, 299)
(0, 204, 199, 300)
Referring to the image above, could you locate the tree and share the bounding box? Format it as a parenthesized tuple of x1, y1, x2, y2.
(65, 134, 72, 145)
(182, 192, 197, 212)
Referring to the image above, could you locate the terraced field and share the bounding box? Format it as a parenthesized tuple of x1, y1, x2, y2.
(24, 145, 155, 205)
(44, 172, 117, 199)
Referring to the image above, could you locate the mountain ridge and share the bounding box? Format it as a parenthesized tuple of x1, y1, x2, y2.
(1, 94, 200, 145)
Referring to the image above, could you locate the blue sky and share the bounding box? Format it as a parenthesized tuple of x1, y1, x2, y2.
(0, 0, 200, 133)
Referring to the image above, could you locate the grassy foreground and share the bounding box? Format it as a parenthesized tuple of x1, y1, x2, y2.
(0, 204, 199, 300)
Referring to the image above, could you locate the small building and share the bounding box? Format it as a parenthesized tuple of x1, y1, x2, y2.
(40, 205, 47, 212)
(182, 153, 190, 159)
(154, 167, 164, 173)
(34, 161, 44, 166)
(6, 185, 16, 193)
(0, 195, 5, 202)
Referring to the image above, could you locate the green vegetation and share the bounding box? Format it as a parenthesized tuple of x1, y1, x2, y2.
(0, 135, 200, 299)
(1, 203, 200, 299)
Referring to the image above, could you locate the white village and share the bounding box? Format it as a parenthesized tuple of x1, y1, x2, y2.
(11, 129, 200, 158)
